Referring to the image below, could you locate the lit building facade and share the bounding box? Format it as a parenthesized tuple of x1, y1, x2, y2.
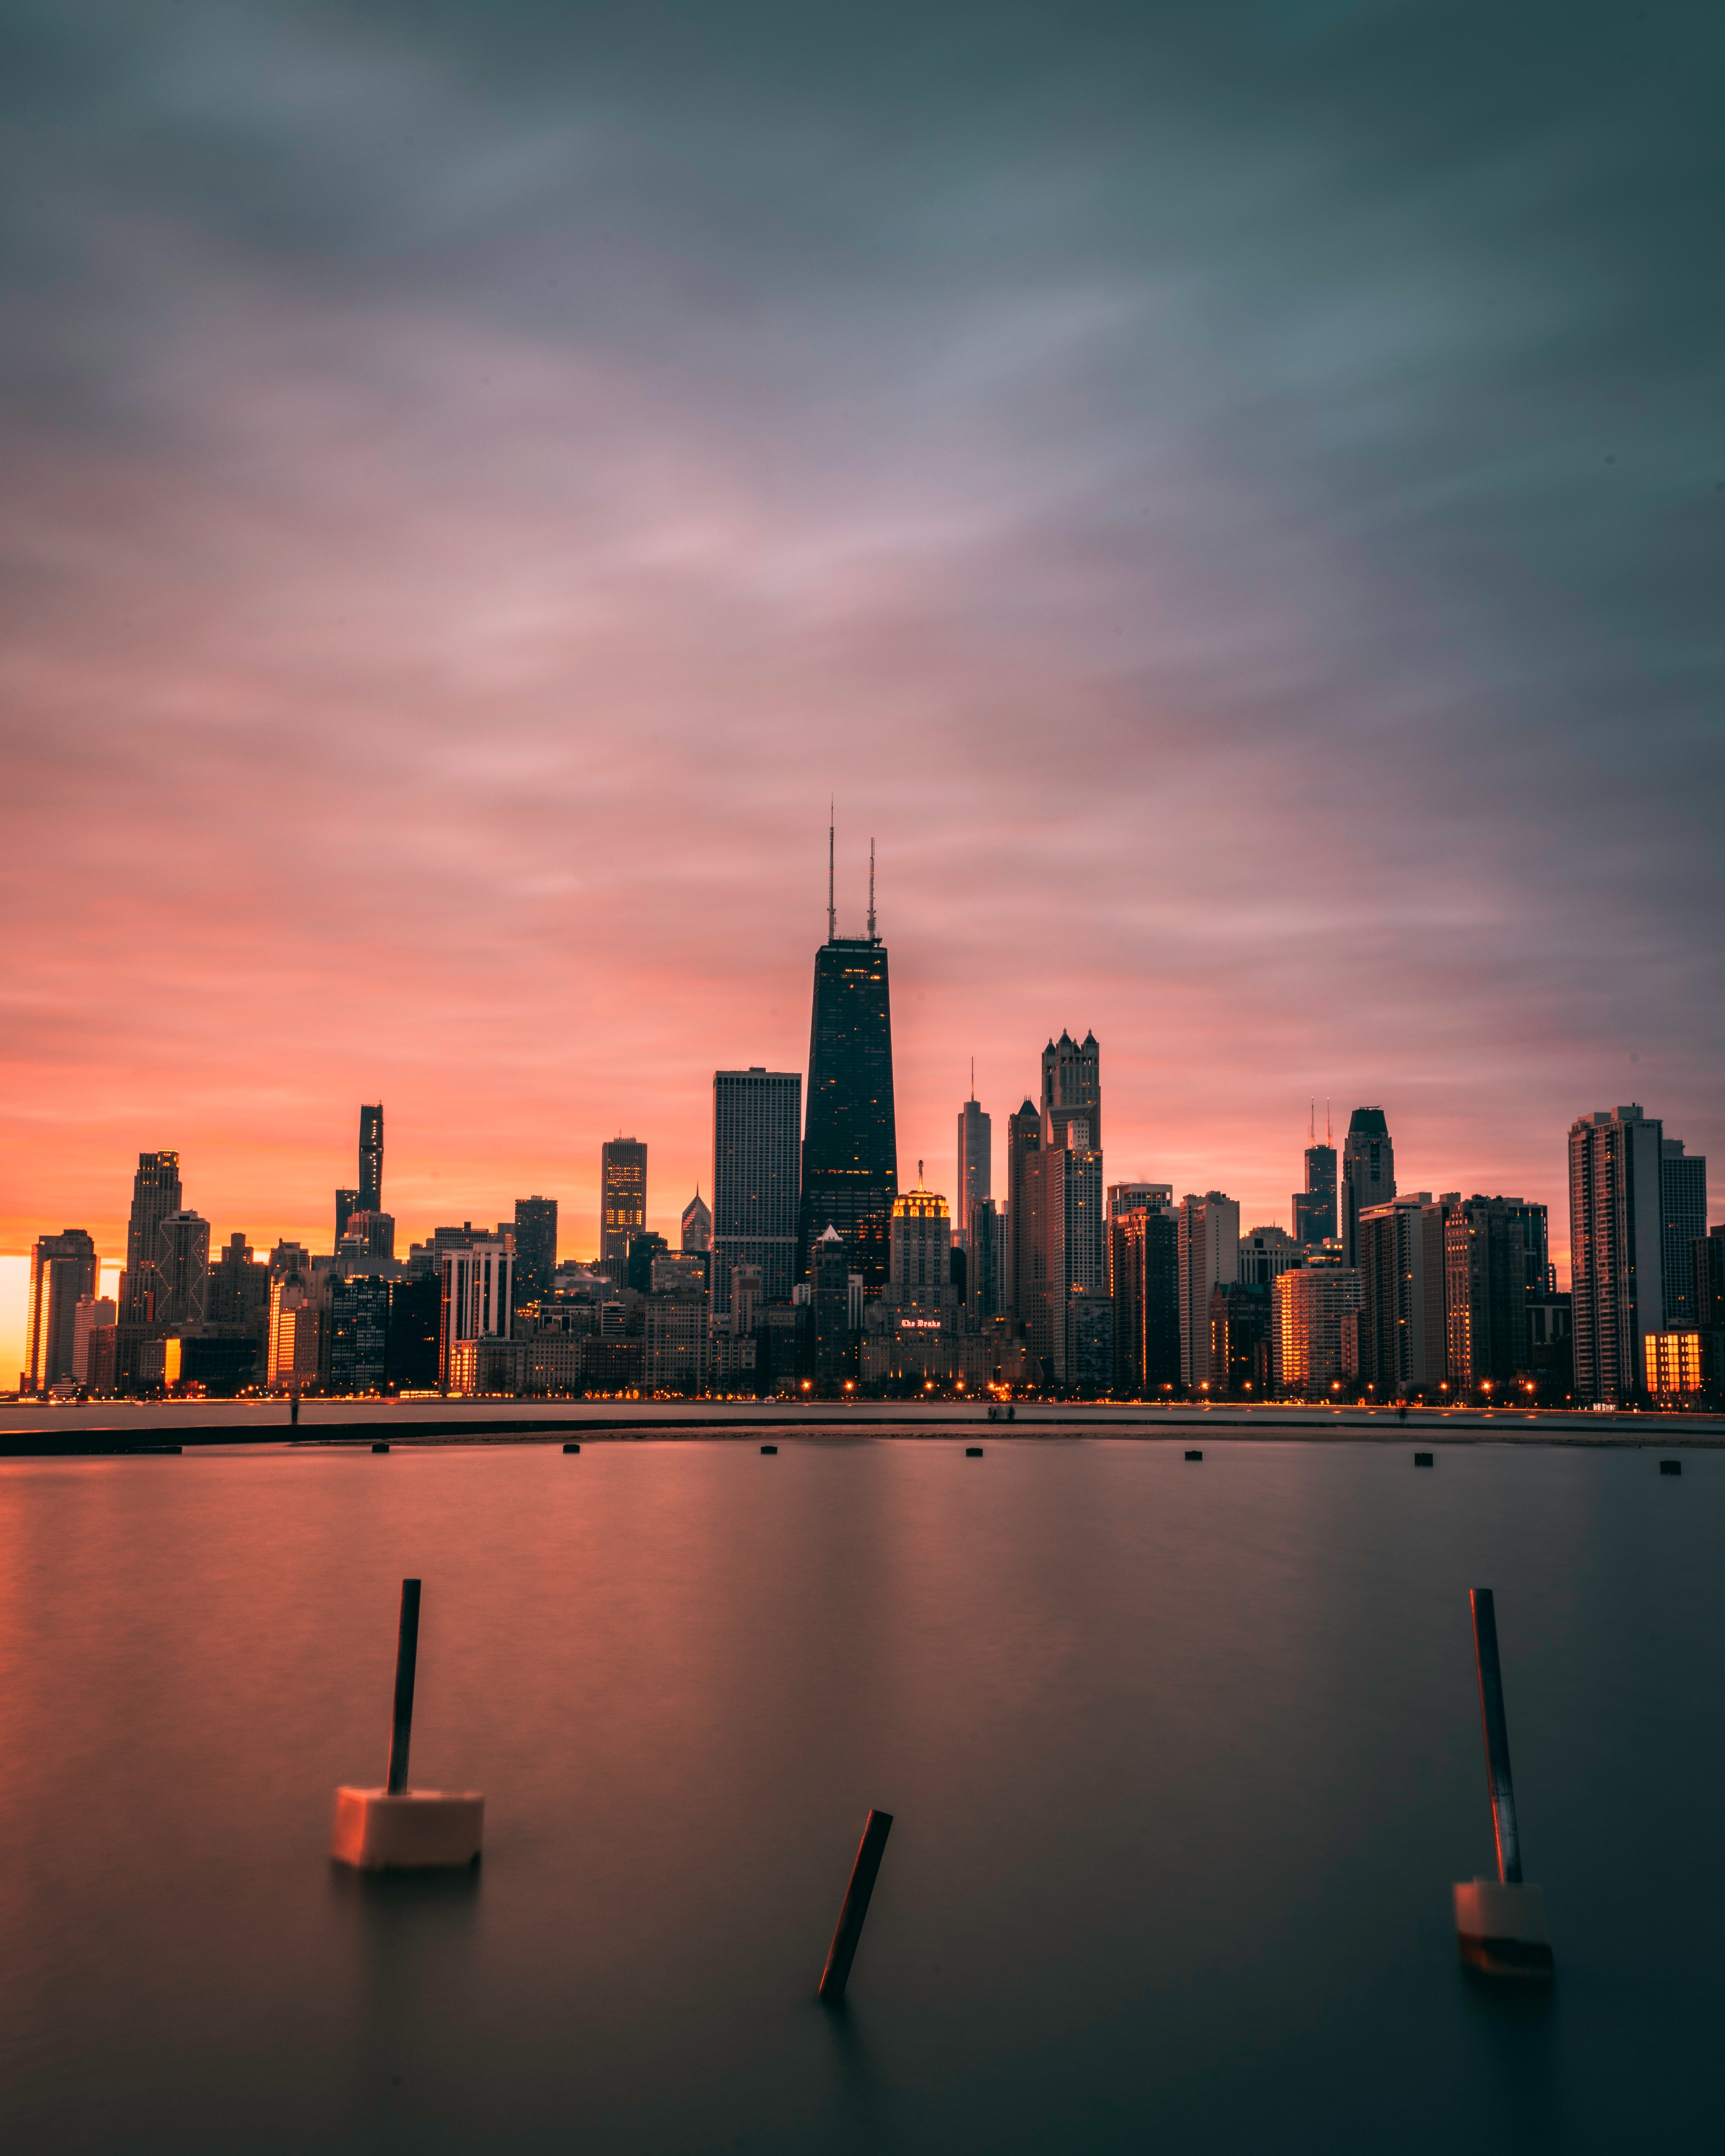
(439, 1239, 515, 1388)
(1647, 1329, 1704, 1400)
(359, 1103, 384, 1212)
(888, 1178, 955, 1312)
(1273, 1264, 1363, 1395)
(600, 1139, 648, 1280)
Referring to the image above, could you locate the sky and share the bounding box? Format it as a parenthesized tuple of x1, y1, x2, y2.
(3, 0, 1722, 1371)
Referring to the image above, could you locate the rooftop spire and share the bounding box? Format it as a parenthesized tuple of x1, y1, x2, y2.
(867, 836, 877, 941)
(827, 801, 836, 944)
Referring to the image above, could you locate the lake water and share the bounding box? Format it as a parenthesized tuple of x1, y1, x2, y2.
(0, 1436, 1715, 2153)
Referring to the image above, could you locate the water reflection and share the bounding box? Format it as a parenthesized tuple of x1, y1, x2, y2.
(0, 1440, 1719, 2154)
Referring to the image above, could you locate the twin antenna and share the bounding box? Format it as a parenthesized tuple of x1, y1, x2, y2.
(826, 808, 878, 943)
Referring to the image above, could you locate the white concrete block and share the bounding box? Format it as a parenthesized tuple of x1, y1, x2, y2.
(332, 1786, 484, 1870)
(1453, 1877, 1553, 1975)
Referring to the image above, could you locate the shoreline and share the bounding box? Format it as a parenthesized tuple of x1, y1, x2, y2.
(4, 1397, 1723, 1455)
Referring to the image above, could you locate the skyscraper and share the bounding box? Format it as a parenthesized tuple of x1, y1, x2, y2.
(327, 1273, 390, 1393)
(1177, 1192, 1239, 1388)
(513, 1196, 558, 1308)
(712, 1068, 802, 1312)
(1340, 1107, 1395, 1265)
(1293, 1110, 1337, 1246)
(1041, 1030, 1101, 1154)
(24, 1229, 99, 1391)
(359, 1103, 384, 1213)
(956, 1091, 991, 1252)
(154, 1211, 212, 1333)
(1659, 1138, 1707, 1327)
(888, 1174, 954, 1313)
(965, 1196, 1005, 1325)
(600, 1139, 648, 1279)
(1111, 1198, 1179, 1395)
(1569, 1104, 1666, 1404)
(1443, 1196, 1548, 1392)
(335, 1189, 360, 1244)
(798, 843, 898, 1291)
(1005, 1099, 1041, 1324)
(439, 1239, 515, 1387)
(1357, 1194, 1449, 1394)
(1273, 1265, 1362, 1396)
(681, 1191, 712, 1254)
(120, 1149, 182, 1324)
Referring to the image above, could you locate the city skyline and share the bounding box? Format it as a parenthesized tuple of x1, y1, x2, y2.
(3, 7, 1721, 1343)
(1, 895, 1717, 1282)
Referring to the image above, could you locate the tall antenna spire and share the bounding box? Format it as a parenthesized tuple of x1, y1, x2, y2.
(1326, 1099, 1332, 1146)
(827, 800, 836, 944)
(867, 836, 877, 941)
(1309, 1100, 1315, 1144)
(970, 1055, 976, 1100)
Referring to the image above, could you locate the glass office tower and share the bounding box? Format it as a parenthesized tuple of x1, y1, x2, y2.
(798, 935, 898, 1292)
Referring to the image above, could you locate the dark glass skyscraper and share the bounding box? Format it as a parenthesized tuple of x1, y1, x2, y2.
(713, 1068, 801, 1311)
(359, 1104, 384, 1212)
(120, 1149, 182, 1325)
(513, 1195, 558, 1308)
(798, 932, 898, 1293)
(1340, 1107, 1395, 1265)
(1294, 1117, 1337, 1247)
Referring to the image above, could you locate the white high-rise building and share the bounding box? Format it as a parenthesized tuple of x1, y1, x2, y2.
(439, 1239, 514, 1388)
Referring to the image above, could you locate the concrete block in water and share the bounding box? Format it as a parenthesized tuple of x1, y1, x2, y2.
(1453, 1878, 1552, 1977)
(332, 1787, 484, 1870)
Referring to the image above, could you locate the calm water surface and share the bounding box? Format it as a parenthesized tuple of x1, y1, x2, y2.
(0, 1438, 1716, 2153)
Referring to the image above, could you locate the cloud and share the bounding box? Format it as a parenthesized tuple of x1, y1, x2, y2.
(1, 0, 1720, 1266)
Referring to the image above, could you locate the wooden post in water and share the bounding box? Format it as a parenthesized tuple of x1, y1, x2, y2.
(386, 1578, 421, 1795)
(289, 1381, 300, 1429)
(1471, 1588, 1521, 1885)
(818, 1809, 893, 2002)
(1453, 1588, 1552, 1975)
(331, 1576, 484, 1869)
